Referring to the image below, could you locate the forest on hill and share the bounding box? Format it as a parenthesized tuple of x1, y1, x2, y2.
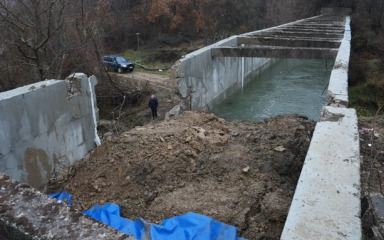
(0, 0, 383, 114)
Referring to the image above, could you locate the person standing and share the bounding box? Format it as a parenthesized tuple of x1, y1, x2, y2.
(148, 94, 158, 120)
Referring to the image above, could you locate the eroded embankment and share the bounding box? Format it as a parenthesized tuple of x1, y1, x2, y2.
(48, 111, 315, 239)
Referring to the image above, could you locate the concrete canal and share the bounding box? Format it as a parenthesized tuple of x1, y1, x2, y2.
(211, 59, 334, 121)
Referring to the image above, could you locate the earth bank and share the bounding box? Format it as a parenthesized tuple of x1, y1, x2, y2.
(48, 111, 315, 239)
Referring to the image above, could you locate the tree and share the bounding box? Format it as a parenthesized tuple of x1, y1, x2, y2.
(0, 0, 68, 80)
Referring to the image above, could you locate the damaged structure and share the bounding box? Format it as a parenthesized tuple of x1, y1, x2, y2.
(0, 73, 100, 190)
(0, 10, 361, 240)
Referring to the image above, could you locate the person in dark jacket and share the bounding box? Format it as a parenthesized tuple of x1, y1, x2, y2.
(148, 94, 158, 120)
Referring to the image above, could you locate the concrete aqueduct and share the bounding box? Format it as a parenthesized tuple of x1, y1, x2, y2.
(0, 9, 359, 239)
(172, 9, 360, 240)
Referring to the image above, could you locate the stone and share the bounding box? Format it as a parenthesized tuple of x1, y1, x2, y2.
(167, 145, 173, 150)
(159, 136, 165, 142)
(191, 126, 206, 134)
(197, 132, 205, 140)
(231, 132, 239, 137)
(103, 132, 113, 138)
(242, 166, 250, 173)
(274, 146, 286, 152)
(213, 130, 225, 136)
(185, 136, 192, 143)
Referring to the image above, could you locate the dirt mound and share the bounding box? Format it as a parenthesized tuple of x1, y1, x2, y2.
(48, 111, 315, 239)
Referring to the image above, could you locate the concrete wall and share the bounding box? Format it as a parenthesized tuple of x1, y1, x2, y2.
(173, 37, 274, 111)
(0, 73, 99, 189)
(327, 16, 351, 107)
(281, 16, 362, 239)
(172, 16, 325, 111)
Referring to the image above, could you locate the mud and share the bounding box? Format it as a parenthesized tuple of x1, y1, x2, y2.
(48, 111, 315, 239)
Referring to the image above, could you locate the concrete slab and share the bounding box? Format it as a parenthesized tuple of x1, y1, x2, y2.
(237, 37, 341, 48)
(294, 24, 345, 28)
(283, 26, 345, 31)
(269, 31, 344, 39)
(277, 28, 345, 34)
(281, 107, 361, 240)
(212, 46, 338, 59)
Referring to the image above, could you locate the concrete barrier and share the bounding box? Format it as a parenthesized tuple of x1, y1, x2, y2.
(327, 17, 351, 107)
(0, 73, 100, 190)
(281, 16, 361, 239)
(281, 107, 361, 239)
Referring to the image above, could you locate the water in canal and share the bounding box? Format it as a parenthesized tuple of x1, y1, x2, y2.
(211, 59, 334, 121)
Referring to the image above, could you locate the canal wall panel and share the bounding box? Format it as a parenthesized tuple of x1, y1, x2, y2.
(174, 37, 273, 111)
(172, 15, 323, 112)
(0, 73, 99, 189)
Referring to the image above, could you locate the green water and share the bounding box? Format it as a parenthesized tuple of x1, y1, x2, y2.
(211, 59, 333, 121)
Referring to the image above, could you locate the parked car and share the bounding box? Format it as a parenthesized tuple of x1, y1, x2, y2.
(102, 55, 135, 73)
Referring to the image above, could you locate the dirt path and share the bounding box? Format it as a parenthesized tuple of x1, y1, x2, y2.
(48, 111, 315, 239)
(113, 71, 176, 90)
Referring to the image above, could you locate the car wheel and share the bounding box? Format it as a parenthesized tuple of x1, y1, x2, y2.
(117, 67, 123, 73)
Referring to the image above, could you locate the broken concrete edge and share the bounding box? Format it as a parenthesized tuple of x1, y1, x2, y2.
(165, 104, 181, 120)
(327, 16, 351, 107)
(0, 173, 135, 240)
(281, 106, 361, 239)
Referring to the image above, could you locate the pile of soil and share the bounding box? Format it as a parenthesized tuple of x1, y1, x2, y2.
(48, 111, 315, 239)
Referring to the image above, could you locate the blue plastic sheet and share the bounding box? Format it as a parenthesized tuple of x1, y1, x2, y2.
(49, 191, 73, 206)
(51, 191, 246, 240)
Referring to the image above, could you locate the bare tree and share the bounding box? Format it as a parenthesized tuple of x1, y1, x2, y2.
(0, 0, 68, 80)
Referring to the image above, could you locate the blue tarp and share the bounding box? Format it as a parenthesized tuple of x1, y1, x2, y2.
(51, 191, 246, 240)
(49, 191, 73, 206)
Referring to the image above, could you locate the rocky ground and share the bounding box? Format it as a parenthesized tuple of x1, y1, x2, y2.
(48, 111, 315, 240)
(360, 114, 384, 194)
(359, 114, 384, 239)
